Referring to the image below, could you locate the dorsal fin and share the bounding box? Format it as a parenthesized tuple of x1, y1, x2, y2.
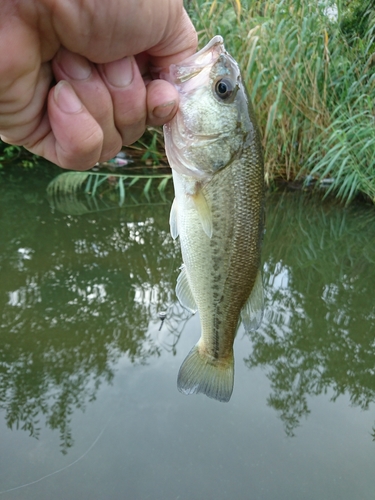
(241, 270, 264, 332)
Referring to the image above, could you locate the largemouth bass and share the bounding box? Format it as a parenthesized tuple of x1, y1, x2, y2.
(161, 36, 264, 402)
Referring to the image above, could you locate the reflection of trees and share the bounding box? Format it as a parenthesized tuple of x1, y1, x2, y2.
(0, 179, 183, 453)
(3, 178, 375, 447)
(245, 192, 375, 436)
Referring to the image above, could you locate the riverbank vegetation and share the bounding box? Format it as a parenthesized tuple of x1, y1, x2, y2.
(186, 0, 375, 203)
(1, 0, 375, 204)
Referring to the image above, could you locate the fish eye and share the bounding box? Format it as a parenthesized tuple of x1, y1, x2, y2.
(214, 78, 235, 100)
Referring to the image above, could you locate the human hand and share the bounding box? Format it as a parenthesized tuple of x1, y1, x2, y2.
(0, 0, 197, 169)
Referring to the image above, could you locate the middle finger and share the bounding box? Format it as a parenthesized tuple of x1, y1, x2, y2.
(52, 48, 123, 161)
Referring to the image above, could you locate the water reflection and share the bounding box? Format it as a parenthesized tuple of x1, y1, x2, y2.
(0, 179, 186, 453)
(1, 179, 375, 454)
(246, 192, 375, 436)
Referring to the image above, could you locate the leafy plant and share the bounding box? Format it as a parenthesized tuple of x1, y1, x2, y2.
(47, 171, 173, 214)
(0, 140, 41, 170)
(126, 128, 167, 166)
(187, 0, 375, 203)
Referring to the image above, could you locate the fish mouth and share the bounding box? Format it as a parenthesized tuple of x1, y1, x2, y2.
(192, 132, 221, 140)
(161, 35, 225, 87)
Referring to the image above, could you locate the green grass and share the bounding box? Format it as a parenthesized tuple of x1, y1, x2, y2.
(186, 0, 375, 203)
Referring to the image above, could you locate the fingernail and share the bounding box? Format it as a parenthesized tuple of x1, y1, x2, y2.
(104, 57, 134, 87)
(153, 101, 176, 119)
(57, 49, 92, 80)
(54, 81, 83, 113)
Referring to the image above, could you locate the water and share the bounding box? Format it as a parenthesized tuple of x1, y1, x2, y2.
(1, 174, 375, 499)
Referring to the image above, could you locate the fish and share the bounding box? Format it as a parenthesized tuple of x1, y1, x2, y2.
(161, 36, 264, 403)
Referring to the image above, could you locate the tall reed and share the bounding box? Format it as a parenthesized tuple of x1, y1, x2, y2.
(187, 0, 375, 202)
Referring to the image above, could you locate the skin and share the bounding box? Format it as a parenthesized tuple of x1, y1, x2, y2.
(0, 0, 197, 169)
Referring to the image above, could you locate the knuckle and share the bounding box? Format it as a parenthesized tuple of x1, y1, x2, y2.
(120, 120, 145, 146)
(99, 135, 123, 162)
(57, 127, 104, 169)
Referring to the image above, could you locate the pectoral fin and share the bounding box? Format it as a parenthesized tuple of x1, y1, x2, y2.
(169, 198, 179, 239)
(176, 265, 197, 313)
(191, 190, 212, 238)
(241, 270, 264, 332)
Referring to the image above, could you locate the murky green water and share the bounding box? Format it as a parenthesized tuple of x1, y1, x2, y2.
(1, 174, 375, 499)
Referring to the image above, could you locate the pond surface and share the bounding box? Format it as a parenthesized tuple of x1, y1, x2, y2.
(1, 173, 375, 499)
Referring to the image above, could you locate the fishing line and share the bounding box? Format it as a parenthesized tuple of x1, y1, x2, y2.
(0, 417, 110, 496)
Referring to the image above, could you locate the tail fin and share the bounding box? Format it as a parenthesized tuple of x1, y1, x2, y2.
(177, 344, 234, 402)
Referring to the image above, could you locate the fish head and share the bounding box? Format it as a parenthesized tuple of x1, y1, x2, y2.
(161, 36, 256, 181)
